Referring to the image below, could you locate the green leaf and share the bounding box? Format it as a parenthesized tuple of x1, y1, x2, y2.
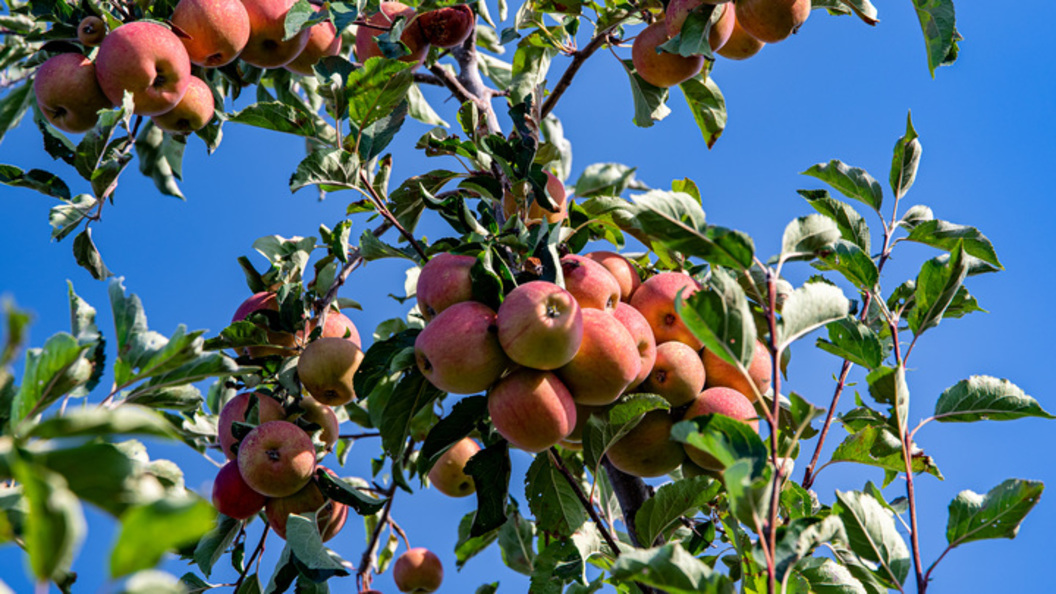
(802, 160, 883, 213)
(509, 44, 555, 105)
(756, 516, 844, 585)
(933, 376, 1055, 423)
(379, 369, 443, 460)
(912, 0, 957, 76)
(889, 112, 921, 198)
(609, 543, 734, 594)
(356, 99, 407, 162)
(347, 57, 414, 132)
(904, 219, 1002, 269)
(315, 469, 386, 515)
(284, 0, 328, 40)
(835, 490, 910, 586)
(135, 122, 185, 199)
(0, 82, 33, 145)
(815, 240, 880, 290)
(37, 442, 150, 517)
(832, 424, 942, 482)
(27, 405, 174, 439)
(497, 502, 536, 575)
(11, 332, 92, 425)
(525, 453, 586, 537)
(418, 396, 489, 477)
(573, 163, 639, 198)
(290, 148, 360, 193)
(67, 281, 105, 394)
(0, 164, 70, 199)
(465, 441, 510, 537)
(359, 230, 418, 262)
(194, 515, 241, 578)
(49, 193, 97, 241)
(946, 479, 1044, 546)
(454, 511, 500, 569)
(778, 281, 850, 350)
(795, 557, 869, 594)
(816, 317, 885, 369)
(582, 393, 669, 473)
(635, 475, 720, 547)
(73, 227, 112, 280)
(528, 524, 605, 592)
(679, 76, 726, 149)
(621, 59, 672, 128)
(110, 496, 216, 577)
(797, 189, 871, 253)
(118, 570, 187, 594)
(284, 513, 352, 577)
(677, 267, 756, 371)
(671, 415, 767, 476)
(12, 460, 85, 581)
(228, 101, 327, 138)
(908, 244, 968, 335)
(780, 214, 841, 262)
(406, 83, 449, 127)
(723, 459, 773, 528)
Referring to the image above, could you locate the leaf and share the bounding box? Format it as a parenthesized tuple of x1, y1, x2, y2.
(315, 469, 386, 515)
(756, 516, 844, 584)
(835, 490, 911, 586)
(12, 460, 85, 581)
(110, 496, 216, 577)
(290, 148, 360, 193)
(815, 240, 880, 290)
(908, 244, 968, 335)
(0, 164, 70, 199)
(889, 112, 921, 198)
(573, 163, 639, 198)
(0, 82, 33, 145)
(347, 57, 414, 132)
(816, 317, 886, 370)
(194, 515, 241, 577)
(778, 282, 850, 350)
(11, 332, 92, 425)
(912, 0, 957, 76)
(284, 0, 328, 39)
(378, 369, 443, 460)
(723, 459, 773, 528)
(135, 122, 185, 199)
(454, 511, 500, 569)
(781, 214, 841, 262)
(679, 76, 726, 149)
(933, 376, 1054, 423)
(118, 570, 187, 594)
(509, 44, 555, 105)
(27, 405, 174, 439)
(582, 393, 669, 473)
(418, 396, 489, 476)
(797, 189, 871, 253)
(802, 160, 883, 213)
(528, 524, 604, 592)
(356, 99, 407, 162)
(609, 543, 733, 594)
(49, 193, 97, 241)
(465, 441, 510, 537)
(946, 479, 1044, 546)
(831, 425, 942, 481)
(904, 219, 1002, 269)
(406, 83, 449, 127)
(228, 102, 326, 138)
(795, 557, 869, 594)
(621, 59, 672, 128)
(670, 415, 767, 476)
(497, 503, 536, 575)
(635, 475, 720, 547)
(284, 514, 352, 577)
(73, 227, 112, 280)
(677, 268, 756, 372)
(525, 453, 586, 537)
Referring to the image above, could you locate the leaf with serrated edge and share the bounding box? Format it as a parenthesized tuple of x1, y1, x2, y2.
(905, 219, 1002, 269)
(583, 393, 668, 473)
(635, 476, 719, 547)
(835, 490, 910, 586)
(802, 160, 883, 213)
(778, 282, 850, 350)
(946, 479, 1044, 546)
(934, 376, 1054, 423)
(525, 454, 586, 537)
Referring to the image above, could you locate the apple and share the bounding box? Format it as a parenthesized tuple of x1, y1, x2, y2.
(33, 53, 114, 133)
(239, 0, 311, 68)
(393, 547, 443, 593)
(304, 309, 362, 347)
(285, 5, 343, 75)
(231, 291, 300, 357)
(630, 271, 703, 349)
(606, 410, 685, 478)
(665, 0, 735, 52)
(416, 252, 476, 321)
(502, 171, 569, 225)
(631, 22, 705, 89)
(171, 0, 251, 67)
(415, 301, 510, 394)
(612, 302, 657, 386)
(95, 21, 192, 116)
(584, 251, 640, 302)
(237, 420, 317, 498)
(292, 395, 340, 452)
(735, 0, 810, 44)
(716, 10, 765, 60)
(427, 437, 480, 497)
(354, 2, 430, 66)
(151, 75, 214, 133)
(217, 391, 285, 460)
(488, 368, 576, 453)
(565, 403, 605, 442)
(298, 336, 365, 406)
(639, 341, 706, 407)
(211, 461, 268, 519)
(560, 254, 622, 311)
(556, 308, 642, 406)
(496, 281, 583, 370)
(77, 16, 107, 46)
(417, 4, 475, 48)
(682, 386, 759, 469)
(265, 467, 348, 541)
(702, 339, 772, 402)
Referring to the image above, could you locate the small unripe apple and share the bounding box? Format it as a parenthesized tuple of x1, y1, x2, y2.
(415, 301, 510, 394)
(556, 308, 642, 406)
(77, 16, 107, 46)
(497, 281, 583, 370)
(416, 252, 476, 321)
(702, 339, 772, 402)
(606, 410, 685, 478)
(33, 53, 114, 133)
(560, 254, 622, 311)
(584, 251, 641, 302)
(682, 387, 759, 469)
(217, 391, 286, 460)
(240, 0, 311, 68)
(151, 75, 214, 133)
(612, 302, 657, 386)
(212, 460, 268, 519)
(631, 22, 705, 88)
(716, 10, 765, 60)
(640, 341, 706, 407)
(393, 547, 443, 593)
(298, 336, 365, 406)
(488, 368, 576, 453)
(354, 2, 430, 66)
(237, 420, 317, 498)
(735, 0, 810, 44)
(630, 271, 703, 349)
(285, 5, 343, 75)
(171, 0, 251, 67)
(427, 437, 480, 497)
(265, 467, 348, 541)
(417, 4, 475, 48)
(94, 21, 192, 115)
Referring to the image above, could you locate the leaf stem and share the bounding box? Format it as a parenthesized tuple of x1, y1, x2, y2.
(357, 169, 428, 261)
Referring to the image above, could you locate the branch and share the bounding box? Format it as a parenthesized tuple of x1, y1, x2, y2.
(540, 27, 617, 119)
(357, 483, 397, 591)
(234, 525, 269, 592)
(764, 269, 783, 594)
(548, 448, 621, 554)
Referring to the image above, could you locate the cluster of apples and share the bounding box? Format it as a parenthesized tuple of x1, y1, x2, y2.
(414, 247, 772, 473)
(632, 0, 811, 88)
(33, 0, 476, 134)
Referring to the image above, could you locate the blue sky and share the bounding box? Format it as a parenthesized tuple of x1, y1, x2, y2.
(2, 1, 1054, 592)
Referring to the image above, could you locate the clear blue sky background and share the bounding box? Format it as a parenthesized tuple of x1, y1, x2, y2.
(2, 1, 1054, 592)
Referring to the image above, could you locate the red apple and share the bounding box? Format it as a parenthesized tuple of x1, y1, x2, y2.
(33, 53, 114, 133)
(237, 420, 317, 498)
(212, 461, 268, 519)
(612, 302, 657, 386)
(151, 75, 215, 133)
(265, 467, 348, 541)
(556, 309, 642, 406)
(630, 271, 703, 349)
(560, 254, 622, 311)
(584, 251, 641, 302)
(417, 4, 474, 48)
(427, 437, 480, 497)
(354, 2, 430, 66)
(393, 547, 443, 593)
(682, 386, 759, 469)
(94, 21, 192, 116)
(606, 410, 685, 478)
(702, 339, 772, 402)
(640, 341, 706, 407)
(217, 391, 286, 460)
(488, 368, 576, 453)
(416, 253, 476, 321)
(285, 5, 343, 75)
(239, 0, 311, 68)
(631, 22, 705, 88)
(171, 0, 251, 67)
(297, 336, 365, 406)
(497, 281, 584, 370)
(415, 301, 510, 394)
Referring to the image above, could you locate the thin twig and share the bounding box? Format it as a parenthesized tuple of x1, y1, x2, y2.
(234, 525, 269, 592)
(764, 269, 783, 594)
(541, 27, 617, 119)
(357, 484, 397, 591)
(337, 432, 381, 440)
(891, 319, 925, 593)
(548, 448, 621, 554)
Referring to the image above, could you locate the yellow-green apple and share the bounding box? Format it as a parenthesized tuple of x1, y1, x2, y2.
(665, 0, 735, 52)
(612, 302, 656, 386)
(211, 461, 268, 519)
(681, 458, 719, 479)
(264, 467, 348, 541)
(560, 254, 622, 311)
(393, 547, 443, 593)
(606, 410, 685, 478)
(640, 341, 706, 407)
(417, 4, 474, 48)
(416, 253, 475, 321)
(629, 271, 703, 349)
(487, 368, 576, 452)
(557, 309, 642, 406)
(584, 251, 640, 302)
(354, 2, 430, 65)
(702, 339, 772, 402)
(427, 437, 480, 497)
(297, 336, 365, 406)
(94, 21, 192, 115)
(496, 281, 583, 370)
(735, 0, 810, 43)
(716, 11, 765, 60)
(502, 171, 568, 225)
(565, 403, 605, 443)
(77, 16, 107, 46)
(170, 0, 251, 67)
(151, 75, 214, 133)
(682, 386, 759, 469)
(33, 53, 114, 133)
(239, 0, 311, 68)
(285, 6, 342, 75)
(237, 420, 316, 497)
(292, 395, 340, 452)
(217, 391, 285, 460)
(631, 22, 704, 88)
(415, 301, 510, 394)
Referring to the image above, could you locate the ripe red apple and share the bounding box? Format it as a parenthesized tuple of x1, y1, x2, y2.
(239, 0, 311, 68)
(612, 302, 657, 386)
(237, 420, 317, 498)
(560, 254, 622, 311)
(285, 5, 343, 75)
(488, 368, 576, 453)
(716, 10, 765, 60)
(630, 271, 703, 349)
(354, 2, 430, 66)
(33, 53, 114, 133)
(265, 467, 348, 541)
(631, 22, 705, 88)
(702, 339, 772, 402)
(77, 16, 107, 46)
(584, 251, 641, 302)
(640, 341, 706, 407)
(496, 281, 583, 370)
(427, 437, 480, 497)
(606, 410, 686, 478)
(212, 461, 268, 519)
(298, 336, 365, 406)
(293, 395, 340, 452)
(415, 301, 510, 394)
(393, 547, 443, 593)
(735, 0, 810, 44)
(171, 0, 251, 67)
(682, 386, 759, 469)
(556, 309, 642, 406)
(231, 291, 300, 357)
(151, 75, 214, 133)
(94, 21, 192, 116)
(417, 4, 474, 48)
(502, 171, 569, 225)
(302, 309, 362, 347)
(217, 391, 286, 460)
(416, 253, 476, 321)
